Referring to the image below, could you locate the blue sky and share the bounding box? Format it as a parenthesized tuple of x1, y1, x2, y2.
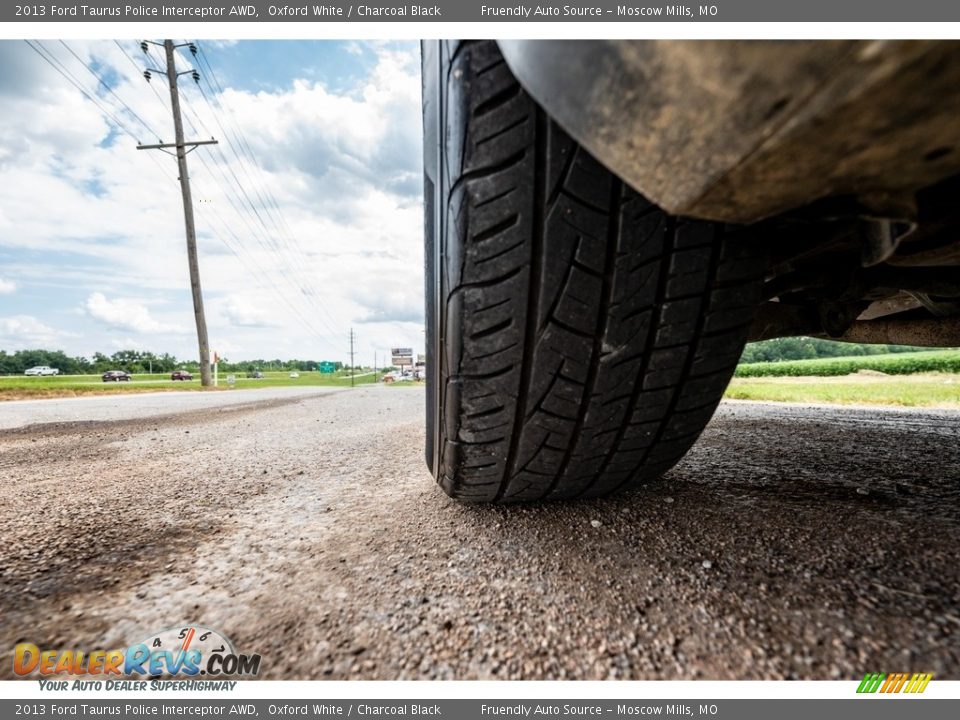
(0, 40, 424, 364)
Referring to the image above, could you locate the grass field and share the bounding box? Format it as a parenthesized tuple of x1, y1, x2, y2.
(5, 354, 959, 408)
(725, 372, 960, 408)
(735, 349, 960, 377)
(0, 370, 379, 401)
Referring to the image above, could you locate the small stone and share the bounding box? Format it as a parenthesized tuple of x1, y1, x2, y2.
(701, 560, 713, 570)
(590, 520, 602, 528)
(664, 497, 675, 504)
(856, 487, 869, 495)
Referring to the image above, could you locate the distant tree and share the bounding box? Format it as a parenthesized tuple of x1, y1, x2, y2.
(740, 337, 938, 363)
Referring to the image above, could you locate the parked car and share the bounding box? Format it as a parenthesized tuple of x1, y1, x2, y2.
(246, 370, 264, 379)
(170, 370, 193, 381)
(382, 371, 412, 384)
(289, 371, 300, 379)
(102, 370, 131, 383)
(24, 366, 59, 376)
(421, 40, 960, 503)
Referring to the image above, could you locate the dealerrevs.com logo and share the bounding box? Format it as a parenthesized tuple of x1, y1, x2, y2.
(14, 625, 261, 683)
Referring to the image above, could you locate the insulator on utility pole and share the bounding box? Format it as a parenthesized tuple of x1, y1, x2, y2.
(137, 39, 218, 388)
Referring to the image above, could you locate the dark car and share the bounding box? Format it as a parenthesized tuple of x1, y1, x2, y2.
(171, 370, 193, 381)
(246, 370, 264, 379)
(102, 370, 131, 383)
(421, 40, 960, 503)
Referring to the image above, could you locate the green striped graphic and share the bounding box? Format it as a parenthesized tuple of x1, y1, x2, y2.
(857, 672, 885, 693)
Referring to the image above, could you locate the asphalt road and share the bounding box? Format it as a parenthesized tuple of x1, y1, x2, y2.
(1, 387, 957, 679)
(0, 385, 344, 430)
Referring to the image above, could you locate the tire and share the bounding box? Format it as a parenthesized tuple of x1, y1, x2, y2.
(422, 41, 765, 503)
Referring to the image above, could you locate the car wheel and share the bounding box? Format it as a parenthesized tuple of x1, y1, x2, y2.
(421, 40, 765, 502)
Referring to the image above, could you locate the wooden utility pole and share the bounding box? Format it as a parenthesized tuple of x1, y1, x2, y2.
(138, 40, 217, 387)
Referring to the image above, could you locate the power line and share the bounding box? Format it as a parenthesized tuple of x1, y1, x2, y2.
(191, 171, 343, 343)
(171, 96, 341, 343)
(24, 40, 177, 184)
(59, 40, 160, 141)
(182, 84, 346, 340)
(27, 40, 142, 142)
(170, 122, 340, 344)
(188, 93, 337, 338)
(189, 42, 348, 336)
(146, 46, 341, 344)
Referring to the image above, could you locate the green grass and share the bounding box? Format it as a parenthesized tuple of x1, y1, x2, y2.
(725, 375, 960, 407)
(735, 349, 960, 378)
(0, 370, 379, 400)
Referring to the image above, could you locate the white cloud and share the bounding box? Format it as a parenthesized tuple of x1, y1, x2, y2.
(83, 292, 188, 334)
(220, 295, 280, 328)
(0, 315, 62, 345)
(0, 277, 15, 294)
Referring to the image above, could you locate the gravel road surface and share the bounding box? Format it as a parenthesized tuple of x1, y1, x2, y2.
(1, 387, 957, 679)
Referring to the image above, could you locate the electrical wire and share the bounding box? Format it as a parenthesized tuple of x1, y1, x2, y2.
(24, 40, 177, 185)
(59, 40, 160, 142)
(190, 41, 348, 336)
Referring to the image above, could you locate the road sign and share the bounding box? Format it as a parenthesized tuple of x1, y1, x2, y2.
(319, 361, 336, 374)
(391, 347, 413, 357)
(393, 356, 413, 366)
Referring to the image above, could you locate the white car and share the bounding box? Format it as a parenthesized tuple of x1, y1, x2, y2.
(24, 366, 59, 376)
(289, 371, 300, 378)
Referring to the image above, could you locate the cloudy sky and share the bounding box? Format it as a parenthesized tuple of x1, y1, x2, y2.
(0, 39, 424, 365)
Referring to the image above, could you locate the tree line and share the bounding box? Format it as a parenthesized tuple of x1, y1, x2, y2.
(740, 337, 935, 364)
(3, 340, 940, 375)
(0, 349, 346, 376)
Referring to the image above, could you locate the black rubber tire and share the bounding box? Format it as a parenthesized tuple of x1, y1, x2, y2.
(422, 40, 764, 503)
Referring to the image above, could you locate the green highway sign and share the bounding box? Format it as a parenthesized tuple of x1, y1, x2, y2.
(319, 361, 336, 374)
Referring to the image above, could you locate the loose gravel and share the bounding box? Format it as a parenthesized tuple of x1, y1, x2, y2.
(0, 388, 957, 679)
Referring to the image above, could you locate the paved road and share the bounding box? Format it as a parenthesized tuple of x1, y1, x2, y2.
(1, 387, 957, 679)
(0, 385, 344, 430)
